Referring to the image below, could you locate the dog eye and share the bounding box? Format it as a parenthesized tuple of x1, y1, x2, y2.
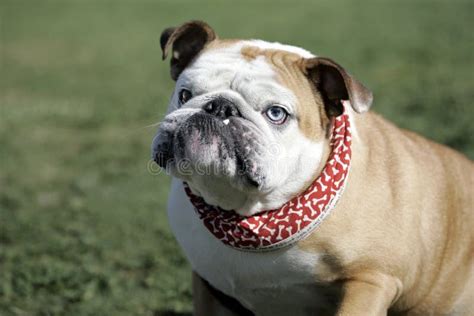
(178, 89, 192, 105)
(264, 106, 288, 125)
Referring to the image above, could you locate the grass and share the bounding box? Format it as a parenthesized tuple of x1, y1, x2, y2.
(0, 0, 472, 315)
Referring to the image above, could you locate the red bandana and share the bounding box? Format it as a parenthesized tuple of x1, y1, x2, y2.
(184, 110, 352, 252)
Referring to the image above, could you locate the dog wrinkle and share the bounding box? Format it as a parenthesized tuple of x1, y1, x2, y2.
(240, 45, 330, 142)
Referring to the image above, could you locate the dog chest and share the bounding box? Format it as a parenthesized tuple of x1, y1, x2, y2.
(167, 180, 340, 315)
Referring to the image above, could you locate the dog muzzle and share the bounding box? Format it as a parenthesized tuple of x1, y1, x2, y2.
(184, 108, 352, 252)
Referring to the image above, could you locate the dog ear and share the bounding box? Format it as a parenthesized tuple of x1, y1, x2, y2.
(303, 57, 373, 116)
(160, 20, 217, 81)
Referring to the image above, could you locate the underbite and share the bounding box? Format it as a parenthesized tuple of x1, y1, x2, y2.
(168, 112, 264, 185)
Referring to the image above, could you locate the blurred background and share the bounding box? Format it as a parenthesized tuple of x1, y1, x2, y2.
(0, 1, 472, 315)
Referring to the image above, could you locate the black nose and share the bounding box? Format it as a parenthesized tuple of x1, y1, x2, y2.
(154, 150, 172, 168)
(153, 141, 173, 168)
(203, 97, 241, 119)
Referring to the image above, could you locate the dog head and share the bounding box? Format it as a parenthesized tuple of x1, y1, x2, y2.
(151, 21, 372, 215)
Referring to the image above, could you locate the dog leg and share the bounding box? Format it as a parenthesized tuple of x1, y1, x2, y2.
(192, 271, 245, 316)
(336, 271, 402, 316)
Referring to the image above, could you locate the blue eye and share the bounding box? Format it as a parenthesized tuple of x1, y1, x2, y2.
(264, 106, 288, 125)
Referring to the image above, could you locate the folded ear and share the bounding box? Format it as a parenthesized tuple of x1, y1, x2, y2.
(303, 57, 373, 116)
(160, 20, 217, 80)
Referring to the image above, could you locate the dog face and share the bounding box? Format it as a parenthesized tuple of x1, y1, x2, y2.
(152, 21, 372, 215)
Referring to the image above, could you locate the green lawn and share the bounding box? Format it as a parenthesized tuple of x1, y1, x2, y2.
(0, 1, 472, 315)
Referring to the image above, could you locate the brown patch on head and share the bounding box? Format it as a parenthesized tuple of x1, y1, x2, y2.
(240, 45, 330, 142)
(240, 45, 263, 61)
(205, 38, 242, 51)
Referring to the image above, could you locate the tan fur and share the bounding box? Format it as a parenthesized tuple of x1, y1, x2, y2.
(239, 45, 333, 191)
(235, 44, 473, 314)
(182, 37, 473, 314)
(297, 112, 473, 315)
(241, 45, 331, 142)
(205, 38, 243, 51)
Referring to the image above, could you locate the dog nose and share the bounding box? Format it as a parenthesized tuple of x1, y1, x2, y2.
(203, 97, 241, 119)
(153, 141, 173, 168)
(154, 150, 172, 168)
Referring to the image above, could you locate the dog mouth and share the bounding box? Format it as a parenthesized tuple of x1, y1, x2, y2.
(153, 111, 264, 188)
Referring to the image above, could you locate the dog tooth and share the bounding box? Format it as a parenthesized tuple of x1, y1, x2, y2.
(223, 119, 230, 125)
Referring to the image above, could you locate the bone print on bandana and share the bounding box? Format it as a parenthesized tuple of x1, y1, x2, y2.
(184, 109, 352, 252)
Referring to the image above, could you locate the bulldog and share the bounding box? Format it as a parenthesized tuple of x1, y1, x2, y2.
(151, 21, 473, 315)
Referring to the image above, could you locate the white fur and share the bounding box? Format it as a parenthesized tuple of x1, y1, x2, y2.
(168, 179, 335, 316)
(164, 40, 324, 215)
(158, 40, 359, 315)
(342, 100, 359, 140)
(160, 41, 343, 315)
(247, 39, 315, 58)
